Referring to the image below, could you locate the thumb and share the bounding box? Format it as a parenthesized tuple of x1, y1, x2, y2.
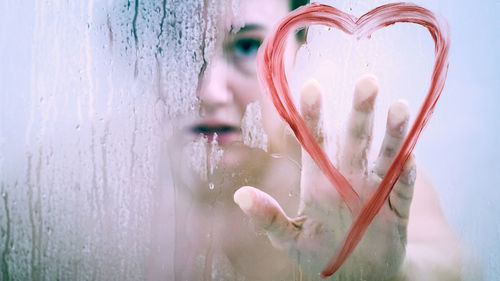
(234, 186, 302, 249)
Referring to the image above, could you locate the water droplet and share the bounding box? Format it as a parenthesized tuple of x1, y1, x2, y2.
(209, 183, 214, 190)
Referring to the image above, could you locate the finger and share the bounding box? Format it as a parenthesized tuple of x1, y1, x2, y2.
(374, 100, 410, 177)
(234, 186, 301, 248)
(388, 154, 416, 227)
(300, 79, 324, 147)
(299, 80, 336, 211)
(340, 74, 378, 176)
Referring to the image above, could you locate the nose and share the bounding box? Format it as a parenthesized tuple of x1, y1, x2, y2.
(198, 57, 233, 114)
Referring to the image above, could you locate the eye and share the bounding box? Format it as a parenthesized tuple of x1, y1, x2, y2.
(231, 38, 262, 59)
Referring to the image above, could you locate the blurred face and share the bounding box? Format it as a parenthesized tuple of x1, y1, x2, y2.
(187, 0, 298, 167)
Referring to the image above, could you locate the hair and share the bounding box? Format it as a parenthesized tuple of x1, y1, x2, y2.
(290, 0, 310, 11)
(289, 0, 310, 42)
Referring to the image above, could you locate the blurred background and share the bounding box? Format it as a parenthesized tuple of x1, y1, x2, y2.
(1, 0, 498, 280)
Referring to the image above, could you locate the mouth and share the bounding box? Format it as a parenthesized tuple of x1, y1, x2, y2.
(190, 123, 241, 144)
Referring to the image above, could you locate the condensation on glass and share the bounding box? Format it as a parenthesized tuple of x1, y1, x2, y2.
(0, 0, 497, 280)
(0, 0, 235, 280)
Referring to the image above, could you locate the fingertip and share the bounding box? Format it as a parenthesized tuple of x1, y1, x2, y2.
(234, 186, 255, 213)
(387, 100, 410, 137)
(234, 187, 292, 239)
(300, 79, 324, 145)
(301, 79, 323, 112)
(353, 74, 378, 112)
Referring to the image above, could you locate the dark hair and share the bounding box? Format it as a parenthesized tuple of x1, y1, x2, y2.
(290, 0, 310, 11)
(290, 0, 310, 42)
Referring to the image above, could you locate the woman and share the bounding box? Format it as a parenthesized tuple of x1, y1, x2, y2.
(155, 0, 464, 280)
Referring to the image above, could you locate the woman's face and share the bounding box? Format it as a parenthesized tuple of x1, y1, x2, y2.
(187, 0, 299, 167)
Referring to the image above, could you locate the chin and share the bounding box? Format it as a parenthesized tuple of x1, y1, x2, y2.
(219, 143, 254, 168)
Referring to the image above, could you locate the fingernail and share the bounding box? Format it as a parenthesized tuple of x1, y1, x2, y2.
(301, 79, 322, 107)
(234, 186, 254, 212)
(353, 74, 378, 112)
(387, 100, 409, 137)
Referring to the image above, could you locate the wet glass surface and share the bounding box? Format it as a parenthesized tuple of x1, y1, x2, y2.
(0, 0, 498, 280)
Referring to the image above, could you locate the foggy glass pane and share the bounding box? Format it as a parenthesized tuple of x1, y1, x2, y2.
(0, 0, 220, 279)
(1, 0, 498, 280)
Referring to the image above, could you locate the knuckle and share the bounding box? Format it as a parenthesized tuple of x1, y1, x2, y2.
(388, 193, 410, 219)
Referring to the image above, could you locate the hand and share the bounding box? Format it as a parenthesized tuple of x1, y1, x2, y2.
(234, 75, 416, 280)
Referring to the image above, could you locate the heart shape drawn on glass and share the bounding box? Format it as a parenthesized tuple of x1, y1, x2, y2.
(257, 2, 449, 278)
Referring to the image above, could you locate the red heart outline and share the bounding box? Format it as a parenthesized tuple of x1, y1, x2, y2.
(257, 2, 449, 278)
